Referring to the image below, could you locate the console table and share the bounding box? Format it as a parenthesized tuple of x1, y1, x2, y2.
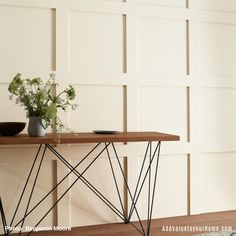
(0, 132, 179, 236)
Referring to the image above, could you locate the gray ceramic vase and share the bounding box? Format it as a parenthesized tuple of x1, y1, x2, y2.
(28, 116, 45, 137)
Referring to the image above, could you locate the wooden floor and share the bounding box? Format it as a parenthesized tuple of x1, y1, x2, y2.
(12, 210, 236, 236)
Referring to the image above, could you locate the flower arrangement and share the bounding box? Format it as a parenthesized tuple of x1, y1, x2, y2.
(8, 73, 77, 134)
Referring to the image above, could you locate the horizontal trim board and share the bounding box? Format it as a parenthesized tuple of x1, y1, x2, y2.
(137, 5, 192, 19)
(68, 1, 127, 14)
(200, 10, 236, 24)
(0, 0, 58, 9)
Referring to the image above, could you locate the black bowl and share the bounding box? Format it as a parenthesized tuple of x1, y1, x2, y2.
(0, 122, 26, 136)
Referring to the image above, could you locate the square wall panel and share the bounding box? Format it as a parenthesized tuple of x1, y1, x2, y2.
(138, 155, 187, 219)
(198, 0, 236, 12)
(0, 157, 56, 228)
(139, 86, 187, 141)
(0, 5, 55, 73)
(0, 84, 27, 124)
(70, 155, 125, 226)
(199, 87, 236, 147)
(70, 85, 124, 132)
(138, 0, 186, 8)
(200, 153, 236, 212)
(199, 22, 236, 76)
(138, 17, 186, 75)
(69, 11, 124, 73)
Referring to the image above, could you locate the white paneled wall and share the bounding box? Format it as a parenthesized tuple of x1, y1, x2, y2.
(138, 17, 186, 75)
(69, 11, 125, 73)
(197, 0, 236, 214)
(0, 5, 55, 76)
(1, 0, 236, 232)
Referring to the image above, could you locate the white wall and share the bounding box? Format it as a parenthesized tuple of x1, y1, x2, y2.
(1, 0, 236, 232)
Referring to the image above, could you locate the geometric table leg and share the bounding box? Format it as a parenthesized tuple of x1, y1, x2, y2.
(4, 140, 162, 236)
(0, 197, 9, 236)
(106, 141, 161, 236)
(5, 145, 46, 235)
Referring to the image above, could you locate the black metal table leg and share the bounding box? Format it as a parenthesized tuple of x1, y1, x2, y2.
(10, 144, 43, 229)
(46, 141, 162, 236)
(3, 140, 161, 236)
(104, 141, 162, 236)
(3, 145, 46, 235)
(0, 197, 9, 235)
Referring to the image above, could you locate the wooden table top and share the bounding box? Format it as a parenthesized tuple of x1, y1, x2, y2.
(0, 132, 180, 145)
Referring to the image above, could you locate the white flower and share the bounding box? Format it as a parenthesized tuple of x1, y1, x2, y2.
(71, 103, 79, 110)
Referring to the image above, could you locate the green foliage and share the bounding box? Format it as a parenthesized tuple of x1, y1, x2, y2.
(8, 73, 77, 132)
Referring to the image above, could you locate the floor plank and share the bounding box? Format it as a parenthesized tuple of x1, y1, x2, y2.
(10, 210, 236, 236)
